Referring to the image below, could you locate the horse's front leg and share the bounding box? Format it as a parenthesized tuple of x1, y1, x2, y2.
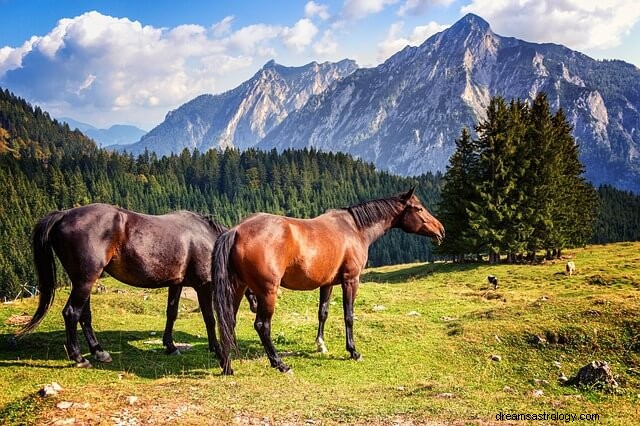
(341, 276, 361, 361)
(315, 285, 333, 353)
(163, 285, 182, 355)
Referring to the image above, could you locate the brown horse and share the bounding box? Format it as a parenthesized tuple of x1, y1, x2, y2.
(213, 188, 445, 374)
(16, 203, 254, 368)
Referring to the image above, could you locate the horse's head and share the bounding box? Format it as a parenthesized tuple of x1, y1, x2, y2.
(396, 188, 445, 244)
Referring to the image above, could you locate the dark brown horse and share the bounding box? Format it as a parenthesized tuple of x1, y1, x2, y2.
(16, 203, 254, 368)
(213, 188, 445, 374)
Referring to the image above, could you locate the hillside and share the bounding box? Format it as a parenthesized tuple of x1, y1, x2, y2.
(0, 88, 97, 158)
(1, 242, 638, 424)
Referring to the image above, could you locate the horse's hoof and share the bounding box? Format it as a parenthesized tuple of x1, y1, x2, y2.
(351, 352, 363, 362)
(76, 359, 92, 368)
(95, 350, 112, 363)
(316, 339, 329, 354)
(168, 349, 181, 356)
(277, 364, 292, 373)
(285, 368, 294, 375)
(222, 367, 234, 375)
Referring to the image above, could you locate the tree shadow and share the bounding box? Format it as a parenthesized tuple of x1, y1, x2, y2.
(362, 261, 482, 284)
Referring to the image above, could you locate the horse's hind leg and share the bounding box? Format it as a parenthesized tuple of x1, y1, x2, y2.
(63, 283, 94, 367)
(254, 289, 290, 373)
(163, 285, 181, 355)
(315, 285, 333, 353)
(80, 295, 112, 363)
(195, 285, 222, 360)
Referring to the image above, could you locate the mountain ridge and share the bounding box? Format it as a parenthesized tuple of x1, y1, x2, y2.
(119, 13, 640, 192)
(122, 59, 358, 155)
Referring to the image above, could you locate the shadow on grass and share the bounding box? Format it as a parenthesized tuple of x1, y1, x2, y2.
(0, 329, 339, 378)
(362, 262, 481, 284)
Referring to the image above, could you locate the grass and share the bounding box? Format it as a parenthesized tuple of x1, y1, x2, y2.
(0, 242, 639, 424)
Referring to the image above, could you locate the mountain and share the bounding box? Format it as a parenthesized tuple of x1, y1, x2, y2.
(121, 59, 358, 156)
(59, 117, 147, 147)
(260, 14, 640, 193)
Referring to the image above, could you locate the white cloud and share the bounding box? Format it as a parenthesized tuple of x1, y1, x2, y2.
(282, 19, 319, 52)
(226, 23, 283, 54)
(342, 0, 399, 19)
(461, 0, 640, 50)
(314, 30, 339, 55)
(377, 20, 448, 61)
(305, 1, 331, 20)
(212, 16, 234, 37)
(0, 12, 293, 127)
(397, 0, 454, 16)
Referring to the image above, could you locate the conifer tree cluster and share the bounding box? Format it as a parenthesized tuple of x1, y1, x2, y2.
(437, 94, 598, 262)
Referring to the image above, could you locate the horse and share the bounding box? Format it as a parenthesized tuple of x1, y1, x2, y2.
(213, 188, 445, 374)
(16, 203, 254, 368)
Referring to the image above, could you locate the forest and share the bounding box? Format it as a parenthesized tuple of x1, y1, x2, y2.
(1, 87, 639, 299)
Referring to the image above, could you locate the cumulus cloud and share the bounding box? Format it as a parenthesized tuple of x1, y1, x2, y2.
(461, 0, 640, 50)
(397, 0, 454, 16)
(314, 30, 339, 55)
(0, 11, 324, 127)
(377, 20, 448, 61)
(342, 0, 399, 20)
(305, 1, 331, 20)
(282, 19, 319, 52)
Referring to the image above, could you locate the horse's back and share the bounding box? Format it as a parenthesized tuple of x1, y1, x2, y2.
(232, 211, 362, 290)
(48, 203, 217, 288)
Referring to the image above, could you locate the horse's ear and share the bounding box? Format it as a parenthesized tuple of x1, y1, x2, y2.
(401, 187, 415, 203)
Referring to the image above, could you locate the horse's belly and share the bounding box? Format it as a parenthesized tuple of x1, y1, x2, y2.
(281, 264, 339, 291)
(105, 252, 186, 288)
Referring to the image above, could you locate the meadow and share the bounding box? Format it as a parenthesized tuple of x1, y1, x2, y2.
(0, 242, 638, 425)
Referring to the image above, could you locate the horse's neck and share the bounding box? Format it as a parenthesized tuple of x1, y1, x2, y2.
(360, 220, 395, 246)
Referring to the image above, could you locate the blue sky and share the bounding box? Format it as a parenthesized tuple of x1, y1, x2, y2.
(1, 0, 639, 130)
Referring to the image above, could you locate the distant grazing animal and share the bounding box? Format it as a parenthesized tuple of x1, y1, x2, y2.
(16, 203, 254, 368)
(566, 261, 576, 276)
(213, 188, 445, 375)
(487, 275, 499, 289)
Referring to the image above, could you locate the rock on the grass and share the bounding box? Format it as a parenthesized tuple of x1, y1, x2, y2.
(567, 361, 619, 390)
(491, 354, 502, 362)
(39, 382, 63, 397)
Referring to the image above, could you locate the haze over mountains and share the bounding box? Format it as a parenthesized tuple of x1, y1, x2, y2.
(60, 117, 147, 147)
(119, 14, 640, 193)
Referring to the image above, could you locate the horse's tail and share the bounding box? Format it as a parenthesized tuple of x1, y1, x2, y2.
(16, 210, 66, 337)
(213, 228, 239, 361)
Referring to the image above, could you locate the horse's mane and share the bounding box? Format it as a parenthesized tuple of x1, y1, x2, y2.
(344, 196, 402, 229)
(198, 213, 228, 235)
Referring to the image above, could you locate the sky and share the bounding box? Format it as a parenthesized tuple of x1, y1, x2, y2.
(0, 0, 639, 130)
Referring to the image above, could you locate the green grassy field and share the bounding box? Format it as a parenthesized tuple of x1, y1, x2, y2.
(1, 242, 639, 425)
